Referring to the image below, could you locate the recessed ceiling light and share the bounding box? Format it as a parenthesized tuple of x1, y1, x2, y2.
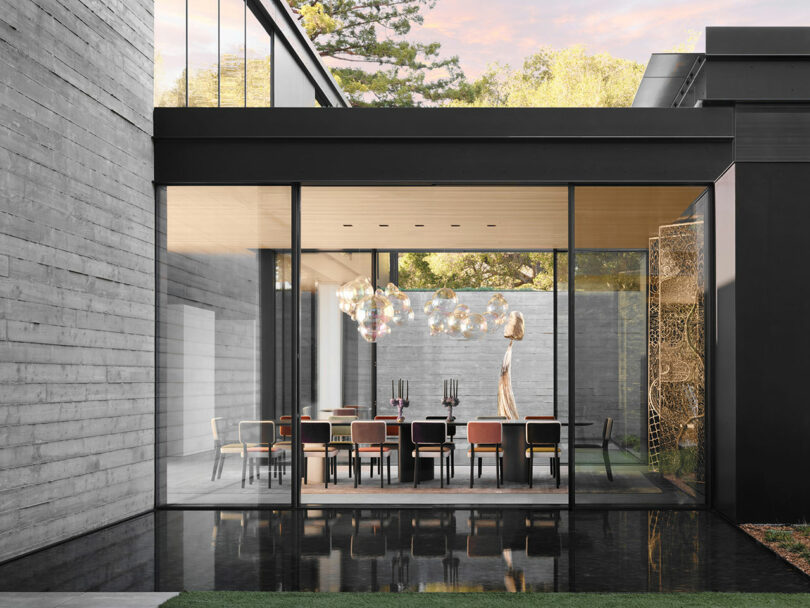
(487, 224, 496, 227)
(343, 224, 353, 227)
(379, 224, 389, 227)
(414, 224, 424, 227)
(450, 224, 460, 227)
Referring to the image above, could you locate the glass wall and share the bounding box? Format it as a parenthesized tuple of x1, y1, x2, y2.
(573, 186, 709, 505)
(154, 0, 273, 107)
(299, 186, 569, 503)
(157, 186, 292, 505)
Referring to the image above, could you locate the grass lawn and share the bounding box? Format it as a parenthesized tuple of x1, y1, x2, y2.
(162, 592, 810, 607)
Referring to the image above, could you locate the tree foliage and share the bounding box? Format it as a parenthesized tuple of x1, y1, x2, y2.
(450, 45, 645, 108)
(288, 0, 466, 106)
(398, 251, 644, 292)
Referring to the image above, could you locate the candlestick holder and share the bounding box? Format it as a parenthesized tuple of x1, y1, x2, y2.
(390, 398, 410, 422)
(442, 395, 459, 420)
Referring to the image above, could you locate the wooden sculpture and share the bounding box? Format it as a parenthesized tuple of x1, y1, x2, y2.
(497, 311, 524, 420)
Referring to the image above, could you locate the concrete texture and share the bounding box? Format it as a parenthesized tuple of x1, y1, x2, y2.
(0, 0, 155, 561)
(0, 593, 178, 608)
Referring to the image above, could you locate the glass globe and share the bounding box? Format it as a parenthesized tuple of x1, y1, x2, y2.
(428, 311, 449, 336)
(486, 293, 509, 325)
(431, 287, 458, 314)
(388, 290, 413, 326)
(461, 312, 488, 340)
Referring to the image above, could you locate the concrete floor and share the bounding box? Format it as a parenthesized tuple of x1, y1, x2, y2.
(0, 593, 178, 608)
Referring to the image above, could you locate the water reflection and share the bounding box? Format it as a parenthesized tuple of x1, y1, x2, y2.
(0, 509, 808, 592)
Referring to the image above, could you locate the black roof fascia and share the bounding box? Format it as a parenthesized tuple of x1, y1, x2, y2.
(153, 107, 734, 185)
(252, 0, 349, 107)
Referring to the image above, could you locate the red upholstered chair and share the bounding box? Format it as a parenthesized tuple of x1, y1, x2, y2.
(351, 420, 392, 488)
(525, 415, 555, 420)
(466, 421, 503, 488)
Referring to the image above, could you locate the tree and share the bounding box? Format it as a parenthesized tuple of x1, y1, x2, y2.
(449, 45, 645, 108)
(398, 252, 555, 291)
(288, 0, 466, 107)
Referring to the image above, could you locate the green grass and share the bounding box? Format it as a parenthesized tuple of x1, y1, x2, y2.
(162, 592, 810, 608)
(766, 530, 794, 543)
(795, 525, 810, 537)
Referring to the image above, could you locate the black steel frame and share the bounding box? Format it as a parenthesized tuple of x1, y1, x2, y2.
(154, 180, 715, 511)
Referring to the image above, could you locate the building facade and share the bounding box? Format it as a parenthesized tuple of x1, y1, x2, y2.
(1, 0, 809, 565)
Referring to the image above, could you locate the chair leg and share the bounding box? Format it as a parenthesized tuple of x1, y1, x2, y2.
(529, 450, 534, 489)
(440, 451, 444, 488)
(556, 455, 561, 488)
(380, 446, 384, 489)
(241, 454, 247, 489)
(478, 457, 482, 478)
(303, 456, 308, 485)
(211, 449, 220, 481)
(333, 456, 338, 485)
(387, 454, 391, 485)
(277, 455, 282, 487)
(450, 449, 455, 478)
(324, 446, 329, 489)
(499, 455, 503, 483)
(414, 448, 419, 488)
(469, 446, 475, 488)
(354, 445, 359, 488)
(495, 444, 501, 488)
(446, 455, 451, 485)
(268, 456, 272, 489)
(348, 451, 352, 478)
(217, 454, 225, 479)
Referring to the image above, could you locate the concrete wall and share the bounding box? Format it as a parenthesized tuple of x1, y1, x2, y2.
(374, 290, 646, 449)
(0, 1, 155, 562)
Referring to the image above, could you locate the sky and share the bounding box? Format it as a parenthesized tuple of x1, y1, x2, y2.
(406, 0, 810, 78)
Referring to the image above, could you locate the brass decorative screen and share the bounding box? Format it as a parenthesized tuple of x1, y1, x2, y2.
(647, 221, 706, 492)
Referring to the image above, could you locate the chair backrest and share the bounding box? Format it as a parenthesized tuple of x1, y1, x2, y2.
(602, 417, 614, 449)
(375, 415, 399, 437)
(351, 420, 386, 445)
(467, 421, 502, 445)
(239, 420, 275, 445)
(279, 414, 310, 438)
(426, 415, 456, 437)
(301, 421, 331, 444)
(412, 421, 447, 445)
(525, 415, 555, 420)
(329, 415, 357, 437)
(333, 407, 356, 416)
(211, 417, 225, 442)
(477, 416, 507, 420)
(525, 421, 561, 445)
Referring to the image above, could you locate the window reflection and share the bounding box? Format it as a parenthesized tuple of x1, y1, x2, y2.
(246, 7, 271, 107)
(154, 0, 186, 106)
(187, 0, 218, 107)
(220, 0, 246, 107)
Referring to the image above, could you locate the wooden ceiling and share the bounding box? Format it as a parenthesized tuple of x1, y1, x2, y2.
(167, 185, 706, 254)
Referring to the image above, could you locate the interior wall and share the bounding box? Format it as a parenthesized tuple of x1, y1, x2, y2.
(0, 1, 155, 562)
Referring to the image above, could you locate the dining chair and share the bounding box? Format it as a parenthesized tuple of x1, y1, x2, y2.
(466, 421, 503, 488)
(351, 420, 392, 488)
(525, 415, 556, 420)
(411, 421, 452, 488)
(576, 417, 614, 481)
(477, 416, 507, 420)
(329, 414, 358, 479)
(426, 415, 456, 477)
(211, 417, 242, 481)
(301, 421, 338, 488)
(374, 415, 400, 450)
(333, 407, 357, 416)
(238, 420, 277, 489)
(275, 414, 311, 479)
(525, 421, 562, 488)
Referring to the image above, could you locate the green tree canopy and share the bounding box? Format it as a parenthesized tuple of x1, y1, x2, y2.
(450, 45, 645, 108)
(288, 0, 466, 106)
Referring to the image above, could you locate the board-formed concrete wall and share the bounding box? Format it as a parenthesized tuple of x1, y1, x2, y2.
(0, 1, 155, 562)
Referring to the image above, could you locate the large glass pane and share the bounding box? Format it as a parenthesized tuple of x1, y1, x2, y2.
(154, 0, 186, 106)
(300, 186, 568, 504)
(220, 0, 245, 107)
(246, 7, 271, 107)
(573, 186, 709, 505)
(157, 186, 292, 505)
(187, 0, 218, 107)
